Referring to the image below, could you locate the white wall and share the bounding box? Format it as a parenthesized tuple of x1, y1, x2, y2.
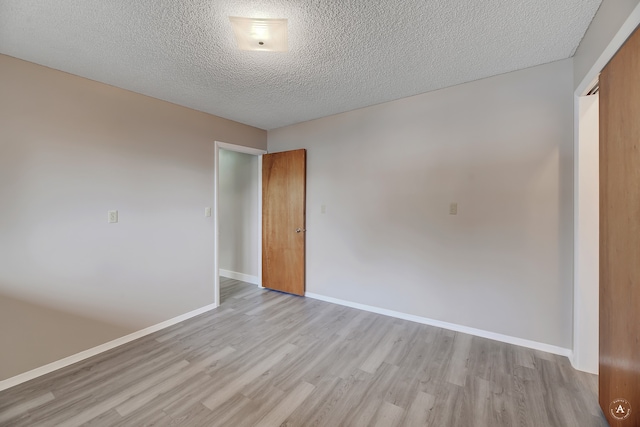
(268, 59, 575, 349)
(0, 54, 266, 378)
(219, 150, 259, 280)
(573, 95, 599, 374)
(573, 0, 640, 91)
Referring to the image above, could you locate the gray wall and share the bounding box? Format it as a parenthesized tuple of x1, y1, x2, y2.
(219, 150, 259, 279)
(268, 59, 574, 349)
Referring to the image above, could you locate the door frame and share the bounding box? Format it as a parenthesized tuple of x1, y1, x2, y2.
(572, 4, 640, 373)
(213, 141, 267, 306)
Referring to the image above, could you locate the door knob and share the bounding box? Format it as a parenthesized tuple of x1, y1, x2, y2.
(296, 228, 306, 233)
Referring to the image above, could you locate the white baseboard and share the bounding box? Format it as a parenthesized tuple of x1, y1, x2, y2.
(305, 292, 572, 358)
(0, 302, 219, 392)
(219, 269, 259, 285)
(0, 291, 575, 393)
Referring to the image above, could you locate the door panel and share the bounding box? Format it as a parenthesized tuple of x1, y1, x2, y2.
(599, 25, 640, 426)
(262, 149, 306, 296)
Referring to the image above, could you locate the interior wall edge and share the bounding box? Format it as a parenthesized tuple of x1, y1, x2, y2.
(574, 2, 640, 96)
(305, 292, 573, 360)
(219, 269, 260, 285)
(0, 302, 218, 393)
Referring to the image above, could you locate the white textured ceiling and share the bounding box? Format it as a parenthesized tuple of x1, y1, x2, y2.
(0, 0, 601, 130)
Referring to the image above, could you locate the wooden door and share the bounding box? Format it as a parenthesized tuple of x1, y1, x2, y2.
(599, 25, 640, 426)
(262, 149, 306, 296)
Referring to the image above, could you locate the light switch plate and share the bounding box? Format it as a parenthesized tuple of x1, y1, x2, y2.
(449, 203, 458, 215)
(205, 207, 212, 217)
(108, 210, 118, 223)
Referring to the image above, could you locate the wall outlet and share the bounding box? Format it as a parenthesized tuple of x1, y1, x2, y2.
(449, 203, 458, 215)
(321, 204, 326, 214)
(205, 207, 212, 217)
(108, 210, 118, 223)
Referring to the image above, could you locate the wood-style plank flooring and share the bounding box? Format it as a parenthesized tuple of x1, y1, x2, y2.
(0, 278, 607, 426)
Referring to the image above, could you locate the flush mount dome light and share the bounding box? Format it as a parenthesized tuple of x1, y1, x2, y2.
(229, 17, 288, 52)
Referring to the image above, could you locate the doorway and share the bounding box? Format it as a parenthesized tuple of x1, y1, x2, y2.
(572, 6, 640, 375)
(573, 92, 599, 374)
(213, 141, 266, 306)
(597, 25, 640, 424)
(573, 14, 640, 427)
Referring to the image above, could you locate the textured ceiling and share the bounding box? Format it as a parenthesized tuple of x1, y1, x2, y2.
(0, 0, 601, 130)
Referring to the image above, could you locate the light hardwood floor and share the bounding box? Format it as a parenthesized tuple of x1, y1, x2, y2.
(0, 278, 607, 426)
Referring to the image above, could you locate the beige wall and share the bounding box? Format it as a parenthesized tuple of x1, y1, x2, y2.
(0, 294, 131, 380)
(0, 54, 265, 377)
(269, 59, 574, 349)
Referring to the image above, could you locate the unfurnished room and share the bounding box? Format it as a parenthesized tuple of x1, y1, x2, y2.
(1, 1, 640, 426)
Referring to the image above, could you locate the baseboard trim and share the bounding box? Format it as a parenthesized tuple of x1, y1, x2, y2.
(219, 269, 259, 285)
(0, 302, 219, 392)
(305, 292, 572, 358)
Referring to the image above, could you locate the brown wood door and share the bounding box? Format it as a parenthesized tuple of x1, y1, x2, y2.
(599, 25, 640, 426)
(262, 149, 306, 296)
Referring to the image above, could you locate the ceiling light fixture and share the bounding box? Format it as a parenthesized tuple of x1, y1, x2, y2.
(229, 17, 288, 52)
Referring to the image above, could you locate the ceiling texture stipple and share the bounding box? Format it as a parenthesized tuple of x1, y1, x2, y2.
(0, 0, 601, 130)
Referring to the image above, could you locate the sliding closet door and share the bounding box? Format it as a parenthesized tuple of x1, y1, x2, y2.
(599, 25, 640, 426)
